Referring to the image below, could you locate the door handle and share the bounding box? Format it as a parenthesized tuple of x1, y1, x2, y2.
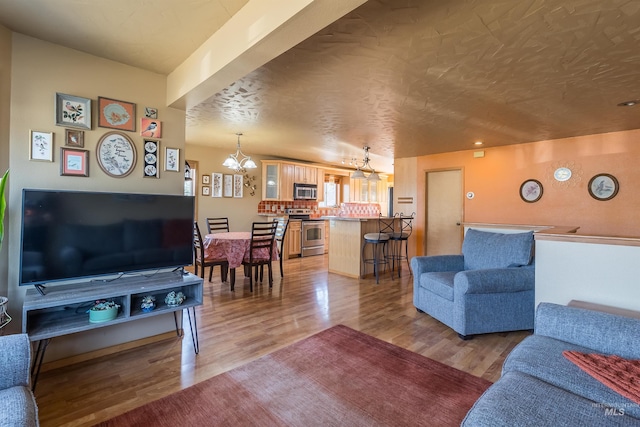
(456, 222, 461, 226)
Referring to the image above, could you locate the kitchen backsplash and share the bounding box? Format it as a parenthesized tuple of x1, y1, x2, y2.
(257, 201, 381, 218)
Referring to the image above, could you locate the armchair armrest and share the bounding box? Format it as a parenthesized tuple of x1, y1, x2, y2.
(411, 255, 464, 278)
(0, 334, 31, 389)
(535, 303, 640, 359)
(454, 266, 535, 295)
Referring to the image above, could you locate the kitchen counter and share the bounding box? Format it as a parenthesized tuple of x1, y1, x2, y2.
(326, 216, 400, 279)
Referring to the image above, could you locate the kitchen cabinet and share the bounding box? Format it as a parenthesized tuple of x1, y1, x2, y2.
(316, 168, 325, 202)
(349, 176, 388, 203)
(285, 220, 302, 258)
(280, 163, 295, 201)
(324, 220, 329, 254)
(261, 161, 280, 200)
(294, 165, 317, 184)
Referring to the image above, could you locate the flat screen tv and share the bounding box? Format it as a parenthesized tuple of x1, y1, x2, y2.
(19, 189, 194, 287)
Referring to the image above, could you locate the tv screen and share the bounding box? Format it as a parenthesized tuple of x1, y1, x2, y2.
(19, 189, 194, 286)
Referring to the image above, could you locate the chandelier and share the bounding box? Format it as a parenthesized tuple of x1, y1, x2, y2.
(222, 133, 257, 172)
(351, 146, 380, 181)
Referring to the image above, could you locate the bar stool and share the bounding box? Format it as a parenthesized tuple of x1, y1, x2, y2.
(389, 212, 414, 277)
(361, 215, 394, 284)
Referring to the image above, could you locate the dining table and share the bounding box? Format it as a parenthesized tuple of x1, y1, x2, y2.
(203, 232, 278, 289)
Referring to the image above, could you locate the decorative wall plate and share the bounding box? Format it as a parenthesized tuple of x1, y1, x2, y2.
(96, 131, 137, 178)
(143, 140, 160, 178)
(588, 173, 619, 201)
(520, 179, 543, 203)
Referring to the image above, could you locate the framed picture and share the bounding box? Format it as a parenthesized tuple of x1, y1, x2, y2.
(212, 173, 222, 198)
(96, 131, 137, 178)
(29, 130, 53, 161)
(65, 129, 84, 147)
(588, 173, 619, 201)
(144, 107, 158, 119)
(164, 147, 179, 172)
(202, 186, 210, 196)
(143, 140, 160, 178)
(223, 174, 233, 197)
(140, 118, 162, 138)
(60, 148, 89, 177)
(55, 93, 91, 129)
(98, 96, 136, 131)
(202, 174, 210, 185)
(233, 174, 244, 198)
(519, 179, 543, 203)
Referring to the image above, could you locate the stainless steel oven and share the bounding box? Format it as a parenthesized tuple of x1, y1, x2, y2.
(301, 220, 325, 257)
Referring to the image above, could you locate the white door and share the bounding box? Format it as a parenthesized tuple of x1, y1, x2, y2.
(426, 169, 463, 255)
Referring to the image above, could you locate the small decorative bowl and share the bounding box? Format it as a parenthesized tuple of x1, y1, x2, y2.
(165, 291, 186, 308)
(141, 295, 156, 312)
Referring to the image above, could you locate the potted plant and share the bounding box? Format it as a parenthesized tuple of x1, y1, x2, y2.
(87, 300, 120, 323)
(0, 169, 8, 251)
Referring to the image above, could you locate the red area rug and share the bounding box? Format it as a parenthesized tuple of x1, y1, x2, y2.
(564, 350, 640, 404)
(98, 325, 491, 426)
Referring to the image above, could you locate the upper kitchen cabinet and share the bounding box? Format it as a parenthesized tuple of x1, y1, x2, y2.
(294, 165, 317, 184)
(280, 163, 295, 201)
(350, 176, 390, 204)
(262, 161, 281, 200)
(316, 168, 325, 202)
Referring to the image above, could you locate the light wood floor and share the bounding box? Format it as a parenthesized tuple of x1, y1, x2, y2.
(34, 255, 530, 426)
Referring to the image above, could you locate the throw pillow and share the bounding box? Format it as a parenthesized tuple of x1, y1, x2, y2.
(563, 350, 640, 405)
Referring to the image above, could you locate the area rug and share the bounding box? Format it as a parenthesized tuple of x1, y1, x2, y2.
(97, 325, 491, 426)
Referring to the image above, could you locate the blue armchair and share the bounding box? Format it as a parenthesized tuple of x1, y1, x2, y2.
(411, 229, 535, 339)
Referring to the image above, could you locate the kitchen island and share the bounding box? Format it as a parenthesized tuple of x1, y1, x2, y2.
(324, 216, 399, 279)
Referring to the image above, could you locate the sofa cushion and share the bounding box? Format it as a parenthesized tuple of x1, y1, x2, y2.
(420, 271, 456, 301)
(462, 371, 640, 426)
(462, 229, 533, 270)
(503, 335, 640, 418)
(0, 386, 38, 427)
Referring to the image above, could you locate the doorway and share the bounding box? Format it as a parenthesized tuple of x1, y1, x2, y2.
(425, 169, 463, 255)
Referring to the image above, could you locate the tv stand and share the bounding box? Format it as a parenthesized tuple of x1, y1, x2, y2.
(34, 284, 47, 296)
(22, 271, 203, 391)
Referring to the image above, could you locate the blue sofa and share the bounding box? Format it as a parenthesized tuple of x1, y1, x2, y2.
(0, 334, 39, 426)
(411, 229, 535, 338)
(463, 303, 640, 426)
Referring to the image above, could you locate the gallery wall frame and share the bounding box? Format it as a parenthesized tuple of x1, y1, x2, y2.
(65, 129, 84, 148)
(212, 173, 222, 198)
(165, 147, 179, 172)
(29, 130, 53, 161)
(588, 173, 619, 201)
(55, 93, 91, 130)
(519, 179, 543, 203)
(98, 96, 136, 131)
(223, 174, 233, 198)
(233, 174, 243, 198)
(60, 148, 89, 177)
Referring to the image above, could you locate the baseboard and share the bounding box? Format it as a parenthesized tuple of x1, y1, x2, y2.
(38, 330, 181, 373)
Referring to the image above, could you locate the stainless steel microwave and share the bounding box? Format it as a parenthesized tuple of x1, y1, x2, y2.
(294, 183, 317, 200)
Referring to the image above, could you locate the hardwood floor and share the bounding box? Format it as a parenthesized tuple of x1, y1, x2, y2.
(34, 255, 530, 426)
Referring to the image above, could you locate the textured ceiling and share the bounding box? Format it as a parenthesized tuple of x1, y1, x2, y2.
(2, 0, 640, 173)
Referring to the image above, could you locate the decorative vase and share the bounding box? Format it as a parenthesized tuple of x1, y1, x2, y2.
(88, 300, 120, 323)
(141, 295, 156, 312)
(165, 291, 186, 307)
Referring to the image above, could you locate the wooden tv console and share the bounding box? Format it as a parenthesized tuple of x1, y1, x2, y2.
(22, 271, 203, 390)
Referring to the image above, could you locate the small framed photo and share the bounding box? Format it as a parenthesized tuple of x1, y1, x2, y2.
(212, 173, 222, 198)
(65, 129, 84, 147)
(519, 179, 543, 203)
(233, 174, 244, 198)
(202, 186, 210, 196)
(98, 96, 136, 131)
(144, 107, 158, 119)
(223, 174, 233, 198)
(202, 174, 210, 185)
(55, 93, 91, 129)
(60, 148, 89, 177)
(588, 173, 619, 201)
(164, 147, 179, 172)
(29, 130, 53, 161)
(140, 118, 162, 138)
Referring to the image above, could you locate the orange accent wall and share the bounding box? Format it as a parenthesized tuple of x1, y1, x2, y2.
(415, 128, 640, 237)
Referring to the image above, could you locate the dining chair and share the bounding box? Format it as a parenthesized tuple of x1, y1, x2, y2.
(206, 217, 230, 234)
(274, 218, 289, 277)
(389, 212, 415, 277)
(193, 222, 229, 282)
(241, 221, 277, 292)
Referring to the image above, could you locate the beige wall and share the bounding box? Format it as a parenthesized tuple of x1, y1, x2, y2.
(6, 34, 186, 361)
(186, 143, 264, 232)
(0, 25, 11, 301)
(395, 128, 640, 257)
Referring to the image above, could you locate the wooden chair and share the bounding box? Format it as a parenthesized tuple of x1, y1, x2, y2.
(241, 221, 277, 292)
(206, 217, 230, 234)
(193, 222, 228, 282)
(274, 218, 289, 277)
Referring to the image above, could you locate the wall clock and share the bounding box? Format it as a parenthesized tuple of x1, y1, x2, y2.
(143, 140, 160, 178)
(96, 131, 137, 178)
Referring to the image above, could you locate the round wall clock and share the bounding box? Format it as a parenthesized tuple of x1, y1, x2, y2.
(554, 167, 572, 182)
(96, 131, 137, 178)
